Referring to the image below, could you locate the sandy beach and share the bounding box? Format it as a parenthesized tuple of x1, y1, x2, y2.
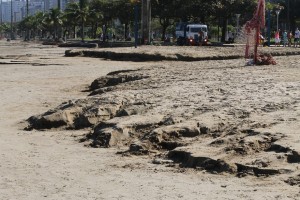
(0, 40, 299, 200)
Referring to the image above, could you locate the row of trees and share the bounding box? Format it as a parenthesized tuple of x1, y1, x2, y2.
(3, 0, 300, 42)
(15, 0, 137, 42)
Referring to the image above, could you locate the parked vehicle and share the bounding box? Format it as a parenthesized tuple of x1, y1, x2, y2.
(176, 22, 208, 46)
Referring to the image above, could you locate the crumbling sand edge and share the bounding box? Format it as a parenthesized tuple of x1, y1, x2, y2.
(65, 49, 300, 62)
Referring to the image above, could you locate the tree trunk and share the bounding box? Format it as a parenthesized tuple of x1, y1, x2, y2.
(221, 18, 228, 42)
(91, 23, 94, 39)
(290, 0, 296, 32)
(73, 25, 76, 39)
(161, 24, 167, 41)
(124, 23, 128, 40)
(141, 0, 151, 44)
(103, 23, 107, 43)
(54, 25, 57, 39)
(81, 17, 84, 42)
(94, 23, 98, 39)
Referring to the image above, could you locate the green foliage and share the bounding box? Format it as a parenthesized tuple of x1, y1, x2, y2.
(14, 0, 300, 42)
(0, 23, 10, 33)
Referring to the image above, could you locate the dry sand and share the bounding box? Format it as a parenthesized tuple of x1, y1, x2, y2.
(0, 40, 300, 200)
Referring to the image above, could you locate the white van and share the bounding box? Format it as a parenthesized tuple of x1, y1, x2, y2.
(176, 23, 208, 45)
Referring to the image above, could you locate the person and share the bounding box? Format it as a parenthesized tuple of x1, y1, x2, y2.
(99, 33, 103, 41)
(294, 28, 300, 47)
(112, 33, 116, 42)
(228, 31, 234, 43)
(283, 30, 288, 47)
(288, 31, 293, 47)
(259, 34, 265, 46)
(274, 30, 280, 47)
(198, 30, 203, 46)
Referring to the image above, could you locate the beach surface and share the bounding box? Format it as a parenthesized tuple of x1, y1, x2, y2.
(0, 40, 299, 200)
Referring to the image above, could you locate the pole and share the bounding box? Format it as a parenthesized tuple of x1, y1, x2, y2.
(0, 0, 2, 39)
(254, 0, 264, 64)
(58, 0, 61, 40)
(0, 0, 2, 25)
(148, 0, 151, 43)
(26, 0, 28, 17)
(141, 0, 150, 44)
(267, 10, 271, 46)
(134, 3, 138, 48)
(276, 9, 281, 32)
(287, 0, 290, 31)
(217, 18, 220, 42)
(10, 0, 13, 39)
(276, 13, 279, 31)
(254, 25, 260, 63)
(25, 0, 29, 41)
(235, 14, 240, 39)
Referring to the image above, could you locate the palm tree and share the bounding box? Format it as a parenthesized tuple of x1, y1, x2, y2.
(44, 8, 63, 39)
(33, 12, 46, 38)
(64, 3, 79, 39)
(64, 0, 89, 42)
(87, 8, 103, 39)
(18, 16, 34, 39)
(18, 11, 46, 39)
(115, 0, 134, 40)
(90, 0, 113, 42)
(79, 0, 89, 42)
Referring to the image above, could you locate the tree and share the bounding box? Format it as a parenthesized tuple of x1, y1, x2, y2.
(90, 0, 111, 42)
(210, 0, 256, 42)
(152, 0, 177, 41)
(79, 0, 89, 41)
(64, 0, 89, 41)
(64, 2, 82, 39)
(87, 6, 103, 39)
(44, 8, 63, 39)
(176, 0, 213, 23)
(18, 12, 45, 39)
(115, 0, 134, 40)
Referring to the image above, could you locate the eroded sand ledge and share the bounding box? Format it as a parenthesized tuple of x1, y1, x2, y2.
(25, 46, 300, 183)
(65, 45, 300, 62)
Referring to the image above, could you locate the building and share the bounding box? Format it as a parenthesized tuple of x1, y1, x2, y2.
(1, 1, 25, 22)
(0, 0, 74, 23)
